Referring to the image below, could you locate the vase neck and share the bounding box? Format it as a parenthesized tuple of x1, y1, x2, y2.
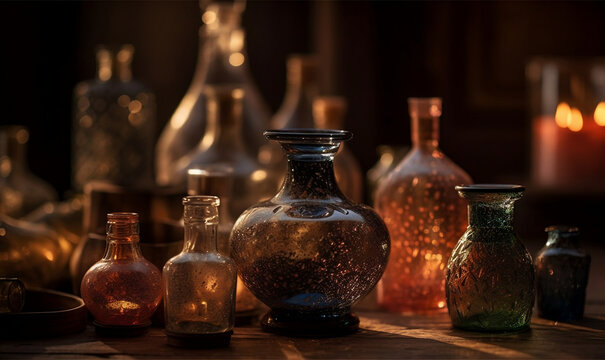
(183, 196, 220, 253)
(277, 155, 343, 201)
(275, 55, 318, 129)
(467, 200, 515, 229)
(409, 98, 441, 150)
(199, 87, 246, 153)
(546, 227, 580, 248)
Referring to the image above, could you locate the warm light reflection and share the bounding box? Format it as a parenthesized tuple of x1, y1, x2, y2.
(251, 169, 267, 182)
(202, 10, 217, 25)
(229, 52, 245, 67)
(594, 102, 605, 126)
(106, 300, 140, 311)
(128, 100, 143, 113)
(555, 102, 571, 128)
(568, 107, 583, 132)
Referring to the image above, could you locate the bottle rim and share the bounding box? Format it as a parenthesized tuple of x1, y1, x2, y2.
(182, 195, 220, 207)
(455, 184, 525, 193)
(264, 128, 352, 142)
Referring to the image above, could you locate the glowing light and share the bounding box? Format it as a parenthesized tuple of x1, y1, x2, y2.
(0, 228, 5, 236)
(43, 250, 55, 261)
(79, 115, 93, 128)
(568, 107, 583, 132)
(594, 102, 605, 126)
(202, 10, 216, 24)
(128, 100, 143, 113)
(229, 52, 245, 67)
(107, 300, 140, 311)
(555, 102, 571, 128)
(437, 301, 445, 308)
(16, 129, 29, 144)
(251, 169, 267, 182)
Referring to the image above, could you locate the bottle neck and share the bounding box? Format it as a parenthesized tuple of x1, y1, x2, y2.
(281, 81, 318, 128)
(200, 93, 246, 152)
(184, 220, 218, 253)
(467, 200, 515, 229)
(411, 115, 440, 150)
(546, 232, 580, 248)
(276, 151, 343, 201)
(103, 235, 142, 261)
(0, 134, 27, 176)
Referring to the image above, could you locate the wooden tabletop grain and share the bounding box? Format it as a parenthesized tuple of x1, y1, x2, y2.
(2, 303, 604, 359)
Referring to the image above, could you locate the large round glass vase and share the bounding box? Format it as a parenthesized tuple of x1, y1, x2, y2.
(446, 185, 534, 332)
(231, 130, 390, 337)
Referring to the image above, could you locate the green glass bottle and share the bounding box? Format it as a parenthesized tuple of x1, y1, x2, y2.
(446, 185, 534, 332)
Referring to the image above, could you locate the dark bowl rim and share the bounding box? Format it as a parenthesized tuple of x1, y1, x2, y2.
(455, 184, 525, 193)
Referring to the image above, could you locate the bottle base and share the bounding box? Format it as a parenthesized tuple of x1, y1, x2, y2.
(261, 309, 359, 337)
(93, 320, 151, 337)
(165, 329, 233, 348)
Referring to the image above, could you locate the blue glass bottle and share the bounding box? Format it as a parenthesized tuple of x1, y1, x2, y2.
(535, 226, 591, 322)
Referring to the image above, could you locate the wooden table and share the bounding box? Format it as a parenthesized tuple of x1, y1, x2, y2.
(2, 303, 604, 359)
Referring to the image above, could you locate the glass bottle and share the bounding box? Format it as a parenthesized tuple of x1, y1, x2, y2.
(0, 215, 72, 288)
(446, 185, 534, 332)
(231, 129, 390, 337)
(258, 55, 319, 175)
(366, 145, 407, 204)
(171, 86, 274, 217)
(374, 98, 472, 313)
(80, 213, 162, 334)
(155, 2, 270, 185)
(187, 168, 261, 320)
(163, 196, 236, 348)
(312, 96, 363, 203)
(535, 226, 591, 322)
(72, 45, 156, 191)
(0, 126, 57, 218)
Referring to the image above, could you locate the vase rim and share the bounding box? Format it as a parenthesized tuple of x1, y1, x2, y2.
(264, 129, 352, 142)
(545, 225, 579, 233)
(455, 184, 525, 193)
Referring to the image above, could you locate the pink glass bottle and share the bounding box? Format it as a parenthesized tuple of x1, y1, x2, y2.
(80, 212, 162, 335)
(374, 98, 472, 313)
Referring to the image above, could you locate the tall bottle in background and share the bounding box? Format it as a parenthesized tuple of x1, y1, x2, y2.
(259, 55, 319, 174)
(374, 98, 472, 313)
(170, 86, 273, 217)
(312, 97, 363, 203)
(72, 45, 156, 191)
(156, 2, 270, 186)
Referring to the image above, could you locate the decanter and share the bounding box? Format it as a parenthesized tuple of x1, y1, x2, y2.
(374, 98, 472, 313)
(313, 96, 363, 203)
(170, 86, 274, 217)
(0, 126, 57, 218)
(446, 185, 534, 332)
(535, 226, 591, 322)
(80, 213, 162, 335)
(231, 129, 390, 337)
(72, 45, 156, 190)
(155, 2, 270, 185)
(163, 196, 236, 347)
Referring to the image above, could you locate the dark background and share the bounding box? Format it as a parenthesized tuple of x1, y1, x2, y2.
(1, 1, 605, 244)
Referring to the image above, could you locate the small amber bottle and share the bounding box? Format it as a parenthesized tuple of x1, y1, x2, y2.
(163, 196, 237, 347)
(80, 212, 162, 336)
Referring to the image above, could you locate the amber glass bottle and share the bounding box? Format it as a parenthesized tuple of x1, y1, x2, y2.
(374, 98, 472, 313)
(80, 213, 162, 334)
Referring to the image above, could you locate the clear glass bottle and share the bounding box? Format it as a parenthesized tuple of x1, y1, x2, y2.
(155, 2, 270, 185)
(313, 96, 363, 203)
(446, 185, 534, 332)
(187, 168, 261, 320)
(0, 126, 57, 218)
(374, 98, 472, 313)
(80, 213, 162, 334)
(171, 86, 274, 217)
(258, 55, 319, 175)
(72, 45, 156, 191)
(163, 196, 236, 348)
(535, 226, 591, 322)
(231, 130, 390, 337)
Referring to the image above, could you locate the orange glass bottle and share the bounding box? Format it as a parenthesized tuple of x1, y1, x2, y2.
(80, 212, 162, 334)
(374, 98, 472, 313)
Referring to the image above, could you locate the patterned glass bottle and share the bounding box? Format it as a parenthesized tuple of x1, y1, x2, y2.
(374, 98, 471, 313)
(446, 185, 534, 332)
(535, 226, 591, 322)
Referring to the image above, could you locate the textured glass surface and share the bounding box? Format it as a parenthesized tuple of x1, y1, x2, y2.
(72, 45, 155, 190)
(155, 3, 270, 185)
(163, 196, 236, 335)
(81, 213, 162, 326)
(535, 226, 591, 322)
(375, 98, 471, 313)
(231, 130, 390, 335)
(446, 186, 534, 332)
(0, 126, 57, 218)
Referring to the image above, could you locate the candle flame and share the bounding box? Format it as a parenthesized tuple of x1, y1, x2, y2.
(555, 102, 571, 128)
(594, 102, 605, 126)
(568, 107, 583, 132)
